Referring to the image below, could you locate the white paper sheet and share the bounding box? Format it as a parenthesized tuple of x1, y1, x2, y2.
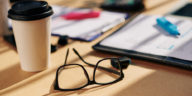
(100, 14, 192, 61)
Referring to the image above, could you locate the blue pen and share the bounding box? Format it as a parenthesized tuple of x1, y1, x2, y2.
(156, 17, 180, 36)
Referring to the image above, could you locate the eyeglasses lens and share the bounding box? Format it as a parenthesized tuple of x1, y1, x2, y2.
(58, 65, 88, 89)
(95, 59, 121, 84)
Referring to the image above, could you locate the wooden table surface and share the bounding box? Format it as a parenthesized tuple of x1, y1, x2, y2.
(0, 0, 192, 96)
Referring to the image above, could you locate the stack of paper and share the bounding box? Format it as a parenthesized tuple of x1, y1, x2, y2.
(51, 6, 128, 41)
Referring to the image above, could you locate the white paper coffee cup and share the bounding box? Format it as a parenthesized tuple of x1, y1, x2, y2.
(0, 0, 9, 36)
(8, 1, 53, 72)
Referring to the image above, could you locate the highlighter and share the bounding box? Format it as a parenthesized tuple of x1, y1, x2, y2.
(156, 17, 180, 36)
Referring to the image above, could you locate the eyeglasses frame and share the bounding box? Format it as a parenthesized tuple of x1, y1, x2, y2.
(54, 48, 124, 91)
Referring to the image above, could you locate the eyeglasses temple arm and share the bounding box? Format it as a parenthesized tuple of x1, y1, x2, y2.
(64, 48, 70, 66)
(72, 48, 121, 75)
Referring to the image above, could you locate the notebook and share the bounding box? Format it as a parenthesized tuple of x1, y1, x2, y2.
(93, 14, 192, 70)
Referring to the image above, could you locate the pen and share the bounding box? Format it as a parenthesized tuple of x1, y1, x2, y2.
(156, 17, 180, 36)
(90, 18, 126, 41)
(71, 17, 126, 41)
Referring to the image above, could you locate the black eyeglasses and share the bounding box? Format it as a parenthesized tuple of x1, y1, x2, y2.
(54, 48, 125, 91)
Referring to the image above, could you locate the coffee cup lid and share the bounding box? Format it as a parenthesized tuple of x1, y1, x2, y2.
(10, 0, 20, 3)
(8, 1, 53, 21)
(10, 0, 34, 3)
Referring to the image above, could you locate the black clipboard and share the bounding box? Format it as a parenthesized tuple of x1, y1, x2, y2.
(93, 14, 192, 71)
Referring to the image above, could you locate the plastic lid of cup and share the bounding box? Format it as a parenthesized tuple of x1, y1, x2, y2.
(10, 0, 20, 3)
(10, 0, 36, 3)
(8, 1, 53, 21)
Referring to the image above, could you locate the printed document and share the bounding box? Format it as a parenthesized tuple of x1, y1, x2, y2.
(100, 14, 192, 61)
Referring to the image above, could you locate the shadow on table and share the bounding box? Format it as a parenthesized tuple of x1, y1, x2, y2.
(0, 63, 36, 90)
(44, 64, 192, 96)
(112, 71, 192, 96)
(0, 48, 103, 95)
(0, 38, 16, 54)
(0, 38, 35, 90)
(43, 79, 109, 96)
(1, 47, 191, 96)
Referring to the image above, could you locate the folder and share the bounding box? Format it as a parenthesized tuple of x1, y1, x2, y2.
(93, 14, 192, 70)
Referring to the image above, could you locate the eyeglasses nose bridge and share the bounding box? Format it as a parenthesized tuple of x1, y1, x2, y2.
(88, 80, 95, 85)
